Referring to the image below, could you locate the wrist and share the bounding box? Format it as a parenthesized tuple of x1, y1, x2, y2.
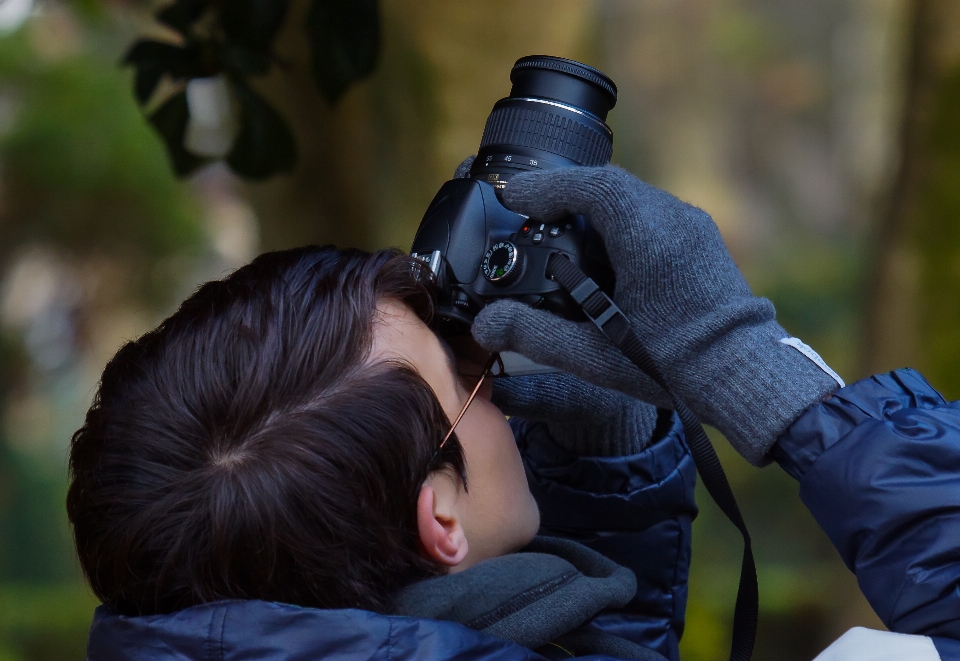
(657, 313, 841, 465)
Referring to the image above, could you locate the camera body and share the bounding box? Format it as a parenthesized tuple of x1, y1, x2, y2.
(412, 56, 618, 336)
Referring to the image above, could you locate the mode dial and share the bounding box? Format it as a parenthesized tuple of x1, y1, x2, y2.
(481, 241, 524, 286)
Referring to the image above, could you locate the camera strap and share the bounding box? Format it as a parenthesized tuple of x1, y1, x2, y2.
(545, 252, 758, 661)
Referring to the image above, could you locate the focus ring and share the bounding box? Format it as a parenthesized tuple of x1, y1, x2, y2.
(479, 106, 613, 167)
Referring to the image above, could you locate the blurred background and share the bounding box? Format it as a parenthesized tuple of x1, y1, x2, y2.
(1, 0, 959, 659)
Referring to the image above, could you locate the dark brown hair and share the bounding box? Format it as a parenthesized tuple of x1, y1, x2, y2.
(66, 246, 466, 616)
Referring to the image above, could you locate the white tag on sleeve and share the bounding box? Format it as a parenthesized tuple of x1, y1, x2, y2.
(812, 627, 940, 661)
(780, 337, 845, 388)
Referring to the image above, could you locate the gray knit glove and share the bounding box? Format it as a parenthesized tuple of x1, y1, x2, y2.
(453, 158, 660, 457)
(471, 165, 842, 465)
(453, 157, 670, 412)
(492, 372, 659, 457)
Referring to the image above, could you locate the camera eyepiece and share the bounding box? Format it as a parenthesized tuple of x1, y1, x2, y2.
(471, 56, 617, 184)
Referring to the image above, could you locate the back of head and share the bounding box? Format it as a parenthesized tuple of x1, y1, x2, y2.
(67, 246, 465, 616)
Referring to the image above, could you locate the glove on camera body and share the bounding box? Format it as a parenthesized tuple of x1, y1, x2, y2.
(411, 56, 618, 335)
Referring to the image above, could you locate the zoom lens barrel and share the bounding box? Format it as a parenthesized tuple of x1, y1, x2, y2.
(470, 56, 617, 185)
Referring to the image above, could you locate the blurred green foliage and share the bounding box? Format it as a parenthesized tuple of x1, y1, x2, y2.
(0, 584, 98, 661)
(750, 238, 864, 376)
(914, 64, 960, 398)
(0, 17, 202, 295)
(0, 6, 206, 660)
(0, 446, 73, 584)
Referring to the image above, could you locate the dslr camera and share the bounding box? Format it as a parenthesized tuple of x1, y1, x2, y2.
(411, 56, 618, 343)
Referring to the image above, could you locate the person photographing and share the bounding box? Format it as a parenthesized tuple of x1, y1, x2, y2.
(68, 57, 960, 661)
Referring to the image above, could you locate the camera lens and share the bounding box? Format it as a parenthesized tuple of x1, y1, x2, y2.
(470, 56, 617, 186)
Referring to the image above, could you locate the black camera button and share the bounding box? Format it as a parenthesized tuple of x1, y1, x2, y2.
(532, 233, 544, 244)
(548, 225, 563, 238)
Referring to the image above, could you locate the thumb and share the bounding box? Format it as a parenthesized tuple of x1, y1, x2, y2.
(471, 299, 670, 408)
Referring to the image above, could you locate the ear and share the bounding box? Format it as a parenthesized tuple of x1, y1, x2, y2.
(417, 480, 469, 568)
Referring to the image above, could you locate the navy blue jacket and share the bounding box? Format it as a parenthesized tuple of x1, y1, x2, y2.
(87, 368, 960, 660)
(773, 368, 960, 661)
(87, 410, 697, 660)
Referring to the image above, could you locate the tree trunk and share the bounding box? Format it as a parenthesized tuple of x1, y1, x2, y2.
(244, 0, 599, 253)
(863, 0, 960, 396)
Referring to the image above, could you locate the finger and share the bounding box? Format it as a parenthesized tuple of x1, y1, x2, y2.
(500, 166, 730, 304)
(501, 165, 710, 273)
(492, 372, 637, 422)
(453, 156, 476, 179)
(500, 165, 645, 222)
(494, 373, 662, 457)
(471, 299, 671, 408)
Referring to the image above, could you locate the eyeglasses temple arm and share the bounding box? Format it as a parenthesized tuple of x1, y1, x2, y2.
(440, 353, 499, 448)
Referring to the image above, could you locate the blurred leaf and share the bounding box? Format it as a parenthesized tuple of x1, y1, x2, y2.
(148, 91, 208, 177)
(124, 0, 381, 179)
(305, 0, 380, 103)
(226, 79, 296, 178)
(218, 43, 271, 76)
(157, 0, 210, 37)
(123, 40, 204, 105)
(220, 0, 291, 54)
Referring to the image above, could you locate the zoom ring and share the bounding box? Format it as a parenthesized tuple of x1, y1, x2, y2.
(479, 106, 612, 167)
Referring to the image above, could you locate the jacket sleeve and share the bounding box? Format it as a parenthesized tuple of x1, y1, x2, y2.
(771, 368, 960, 660)
(512, 412, 698, 661)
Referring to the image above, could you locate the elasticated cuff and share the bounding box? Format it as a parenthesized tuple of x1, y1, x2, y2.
(671, 320, 841, 465)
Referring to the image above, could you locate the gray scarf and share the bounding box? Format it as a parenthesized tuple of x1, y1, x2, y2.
(393, 536, 665, 660)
